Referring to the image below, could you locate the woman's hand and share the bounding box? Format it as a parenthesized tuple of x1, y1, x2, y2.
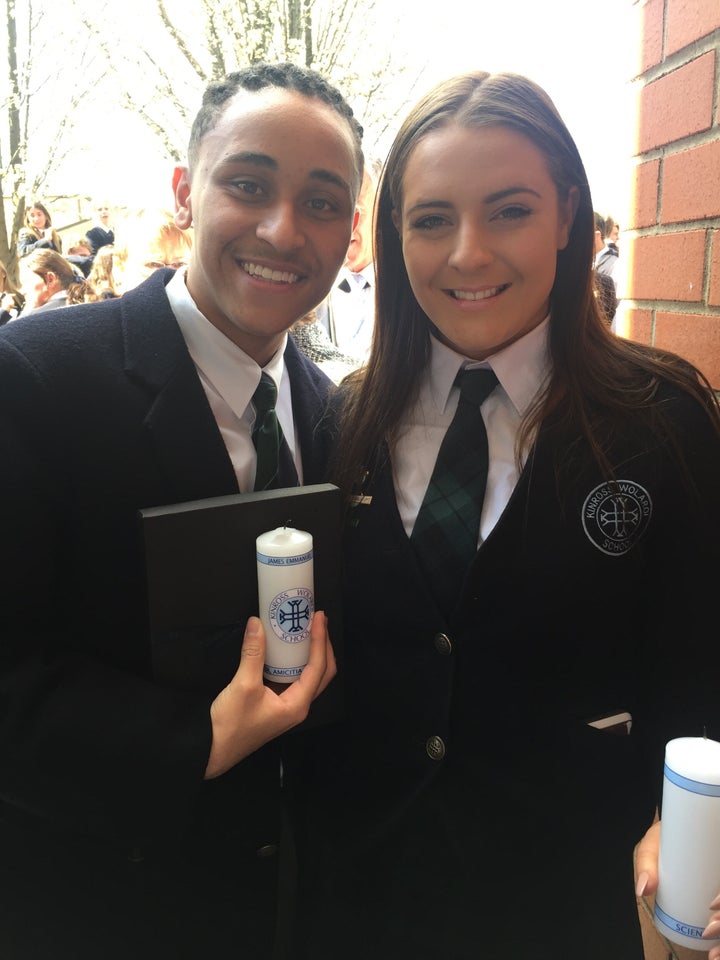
(635, 819, 720, 958)
(634, 819, 660, 900)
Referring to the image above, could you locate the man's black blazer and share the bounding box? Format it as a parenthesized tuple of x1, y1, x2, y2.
(0, 268, 333, 958)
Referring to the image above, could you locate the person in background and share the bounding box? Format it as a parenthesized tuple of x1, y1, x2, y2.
(87, 243, 120, 299)
(18, 248, 96, 313)
(605, 213, 620, 250)
(112, 207, 194, 293)
(0, 60, 362, 960)
(0, 258, 24, 324)
(85, 199, 115, 255)
(65, 237, 94, 278)
(301, 69, 720, 960)
(595, 211, 620, 286)
(17, 200, 63, 258)
(316, 159, 380, 366)
(593, 210, 618, 325)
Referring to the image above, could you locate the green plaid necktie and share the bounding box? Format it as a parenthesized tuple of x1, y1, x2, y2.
(251, 373, 298, 491)
(410, 367, 498, 618)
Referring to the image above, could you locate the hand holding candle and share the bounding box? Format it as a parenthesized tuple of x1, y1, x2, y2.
(654, 736, 720, 950)
(256, 526, 314, 683)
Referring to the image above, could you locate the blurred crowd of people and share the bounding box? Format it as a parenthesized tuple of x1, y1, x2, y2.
(1, 199, 195, 322)
(1, 188, 383, 382)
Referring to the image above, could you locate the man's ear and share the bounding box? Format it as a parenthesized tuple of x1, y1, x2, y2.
(173, 166, 193, 230)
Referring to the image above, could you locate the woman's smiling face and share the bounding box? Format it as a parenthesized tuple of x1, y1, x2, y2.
(395, 123, 577, 360)
(28, 207, 48, 231)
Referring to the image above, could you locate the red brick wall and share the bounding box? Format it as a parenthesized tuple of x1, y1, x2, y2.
(622, 0, 720, 387)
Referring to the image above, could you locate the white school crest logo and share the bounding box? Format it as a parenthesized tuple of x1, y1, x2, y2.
(582, 480, 652, 556)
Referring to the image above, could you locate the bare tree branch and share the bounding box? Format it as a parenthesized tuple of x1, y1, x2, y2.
(202, 0, 227, 78)
(156, 0, 208, 83)
(121, 92, 183, 162)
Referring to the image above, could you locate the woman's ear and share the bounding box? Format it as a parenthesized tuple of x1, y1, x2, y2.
(556, 185, 580, 251)
(391, 207, 401, 236)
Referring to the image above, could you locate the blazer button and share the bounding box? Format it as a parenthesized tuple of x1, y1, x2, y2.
(433, 632, 452, 655)
(256, 844, 279, 858)
(426, 735, 446, 761)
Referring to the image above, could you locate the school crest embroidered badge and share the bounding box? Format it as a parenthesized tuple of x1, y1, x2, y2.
(582, 480, 652, 556)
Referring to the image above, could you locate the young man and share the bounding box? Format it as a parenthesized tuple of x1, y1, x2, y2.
(0, 63, 363, 959)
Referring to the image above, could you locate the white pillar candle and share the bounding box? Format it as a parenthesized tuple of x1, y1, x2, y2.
(256, 527, 314, 683)
(654, 736, 720, 950)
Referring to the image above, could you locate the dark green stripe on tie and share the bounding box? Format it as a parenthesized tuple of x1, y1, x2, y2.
(410, 367, 498, 617)
(252, 372, 281, 491)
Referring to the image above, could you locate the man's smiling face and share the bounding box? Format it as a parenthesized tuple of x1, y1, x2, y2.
(174, 86, 359, 365)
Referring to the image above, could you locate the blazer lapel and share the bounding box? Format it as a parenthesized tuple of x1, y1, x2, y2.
(120, 274, 332, 504)
(120, 271, 238, 505)
(284, 336, 333, 484)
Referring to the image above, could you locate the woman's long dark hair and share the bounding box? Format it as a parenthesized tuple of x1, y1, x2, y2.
(331, 71, 720, 495)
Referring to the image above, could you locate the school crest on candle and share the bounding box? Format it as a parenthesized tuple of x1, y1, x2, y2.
(268, 587, 313, 642)
(256, 527, 314, 682)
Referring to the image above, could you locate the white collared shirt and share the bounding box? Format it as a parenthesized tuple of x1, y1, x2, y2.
(393, 318, 551, 543)
(166, 268, 302, 492)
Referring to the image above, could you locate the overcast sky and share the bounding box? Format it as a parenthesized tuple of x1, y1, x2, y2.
(39, 0, 640, 226)
(398, 0, 639, 222)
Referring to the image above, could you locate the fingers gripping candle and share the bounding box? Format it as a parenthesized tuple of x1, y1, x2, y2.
(256, 527, 314, 683)
(654, 736, 720, 950)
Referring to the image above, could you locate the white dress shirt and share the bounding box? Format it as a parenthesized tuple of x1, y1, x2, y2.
(393, 318, 551, 543)
(166, 268, 302, 492)
(317, 263, 375, 363)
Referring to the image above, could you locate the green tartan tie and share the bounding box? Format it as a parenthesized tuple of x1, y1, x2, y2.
(410, 367, 498, 618)
(251, 373, 285, 491)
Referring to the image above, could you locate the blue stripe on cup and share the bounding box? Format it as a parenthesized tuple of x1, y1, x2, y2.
(664, 763, 720, 797)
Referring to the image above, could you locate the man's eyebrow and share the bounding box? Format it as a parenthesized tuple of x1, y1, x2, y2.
(221, 153, 350, 193)
(309, 168, 351, 193)
(222, 151, 277, 169)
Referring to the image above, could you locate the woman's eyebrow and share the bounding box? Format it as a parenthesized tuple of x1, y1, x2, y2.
(484, 186, 541, 203)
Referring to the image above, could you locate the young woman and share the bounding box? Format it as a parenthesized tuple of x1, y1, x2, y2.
(303, 71, 720, 959)
(19, 248, 96, 313)
(17, 200, 63, 257)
